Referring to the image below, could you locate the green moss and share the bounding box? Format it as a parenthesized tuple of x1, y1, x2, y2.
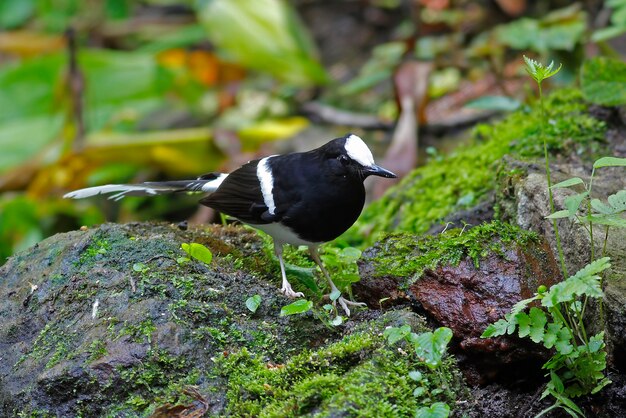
(370, 221, 539, 281)
(86, 339, 108, 363)
(16, 410, 55, 418)
(76, 236, 111, 266)
(104, 348, 199, 417)
(346, 88, 606, 247)
(118, 319, 157, 344)
(216, 319, 464, 417)
(15, 322, 77, 369)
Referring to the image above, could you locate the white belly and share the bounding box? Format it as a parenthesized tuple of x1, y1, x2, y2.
(251, 222, 321, 246)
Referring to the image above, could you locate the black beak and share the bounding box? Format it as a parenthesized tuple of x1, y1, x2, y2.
(364, 164, 397, 178)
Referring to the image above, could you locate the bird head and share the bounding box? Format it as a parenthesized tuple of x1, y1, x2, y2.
(321, 134, 397, 181)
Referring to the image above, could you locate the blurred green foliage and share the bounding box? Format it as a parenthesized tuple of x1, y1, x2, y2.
(0, 0, 624, 265)
(197, 0, 328, 86)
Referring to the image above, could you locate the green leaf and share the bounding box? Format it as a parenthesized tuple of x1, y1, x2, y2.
(501, 5, 585, 54)
(542, 258, 609, 308)
(340, 42, 405, 94)
(591, 377, 612, 394)
(582, 57, 626, 106)
(482, 319, 508, 338)
(570, 257, 611, 280)
(564, 192, 589, 216)
(413, 387, 426, 397)
(284, 263, 318, 292)
(521, 55, 563, 82)
(384, 325, 411, 345)
(132, 262, 149, 273)
(510, 295, 540, 316)
(551, 177, 585, 189)
(592, 26, 626, 42)
(608, 190, 626, 213)
(408, 370, 423, 381)
(558, 394, 584, 417)
(546, 210, 571, 219)
(339, 247, 362, 263)
(528, 307, 547, 343)
(588, 332, 605, 353)
(587, 214, 626, 228)
(176, 257, 190, 265)
(330, 316, 343, 326)
(415, 402, 450, 418)
(280, 299, 312, 316)
(544, 323, 562, 349)
(181, 243, 213, 264)
(412, 327, 453, 370)
(196, 0, 328, 86)
(554, 328, 574, 355)
(0, 0, 35, 29)
(593, 156, 626, 168)
(591, 198, 616, 215)
(591, 190, 626, 215)
(550, 371, 565, 394)
(105, 0, 130, 20)
(0, 115, 64, 174)
(517, 312, 531, 337)
(329, 289, 341, 301)
(245, 294, 262, 313)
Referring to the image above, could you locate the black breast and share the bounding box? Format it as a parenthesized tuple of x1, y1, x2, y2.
(270, 153, 366, 243)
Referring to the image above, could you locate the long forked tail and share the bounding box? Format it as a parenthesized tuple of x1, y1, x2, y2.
(63, 173, 227, 201)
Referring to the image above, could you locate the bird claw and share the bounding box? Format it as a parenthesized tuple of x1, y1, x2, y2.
(281, 284, 304, 298)
(334, 296, 367, 317)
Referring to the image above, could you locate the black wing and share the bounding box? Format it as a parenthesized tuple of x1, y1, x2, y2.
(200, 160, 277, 224)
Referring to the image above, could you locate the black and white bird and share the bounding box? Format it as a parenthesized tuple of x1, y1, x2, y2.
(64, 133, 396, 315)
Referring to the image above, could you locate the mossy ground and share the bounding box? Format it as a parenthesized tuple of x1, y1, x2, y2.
(367, 220, 538, 281)
(2, 222, 339, 417)
(215, 312, 465, 417)
(345, 88, 607, 248)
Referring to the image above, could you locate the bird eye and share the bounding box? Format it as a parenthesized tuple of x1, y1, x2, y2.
(338, 155, 349, 165)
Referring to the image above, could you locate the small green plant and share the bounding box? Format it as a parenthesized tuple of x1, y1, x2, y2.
(245, 294, 262, 313)
(384, 325, 453, 418)
(483, 258, 612, 417)
(273, 244, 363, 326)
(483, 58, 623, 418)
(280, 299, 313, 316)
(180, 242, 213, 264)
(319, 246, 362, 290)
(547, 156, 626, 261)
(523, 55, 568, 278)
(132, 262, 150, 274)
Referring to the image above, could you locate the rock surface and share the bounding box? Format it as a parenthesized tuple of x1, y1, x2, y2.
(0, 222, 464, 417)
(496, 130, 626, 373)
(355, 222, 561, 383)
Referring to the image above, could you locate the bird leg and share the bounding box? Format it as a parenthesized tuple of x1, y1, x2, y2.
(275, 243, 304, 298)
(308, 246, 366, 317)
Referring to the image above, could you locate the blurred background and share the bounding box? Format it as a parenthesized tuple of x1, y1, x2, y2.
(0, 0, 623, 265)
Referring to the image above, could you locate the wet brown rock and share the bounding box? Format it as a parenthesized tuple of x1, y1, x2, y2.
(356, 226, 562, 382)
(411, 242, 560, 346)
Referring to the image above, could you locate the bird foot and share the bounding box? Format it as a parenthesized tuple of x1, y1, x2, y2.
(281, 284, 304, 298)
(334, 296, 367, 317)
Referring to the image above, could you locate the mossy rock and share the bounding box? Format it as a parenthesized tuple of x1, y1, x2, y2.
(0, 222, 465, 417)
(345, 88, 607, 248)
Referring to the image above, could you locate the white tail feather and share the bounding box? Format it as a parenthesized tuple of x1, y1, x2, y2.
(64, 174, 227, 201)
